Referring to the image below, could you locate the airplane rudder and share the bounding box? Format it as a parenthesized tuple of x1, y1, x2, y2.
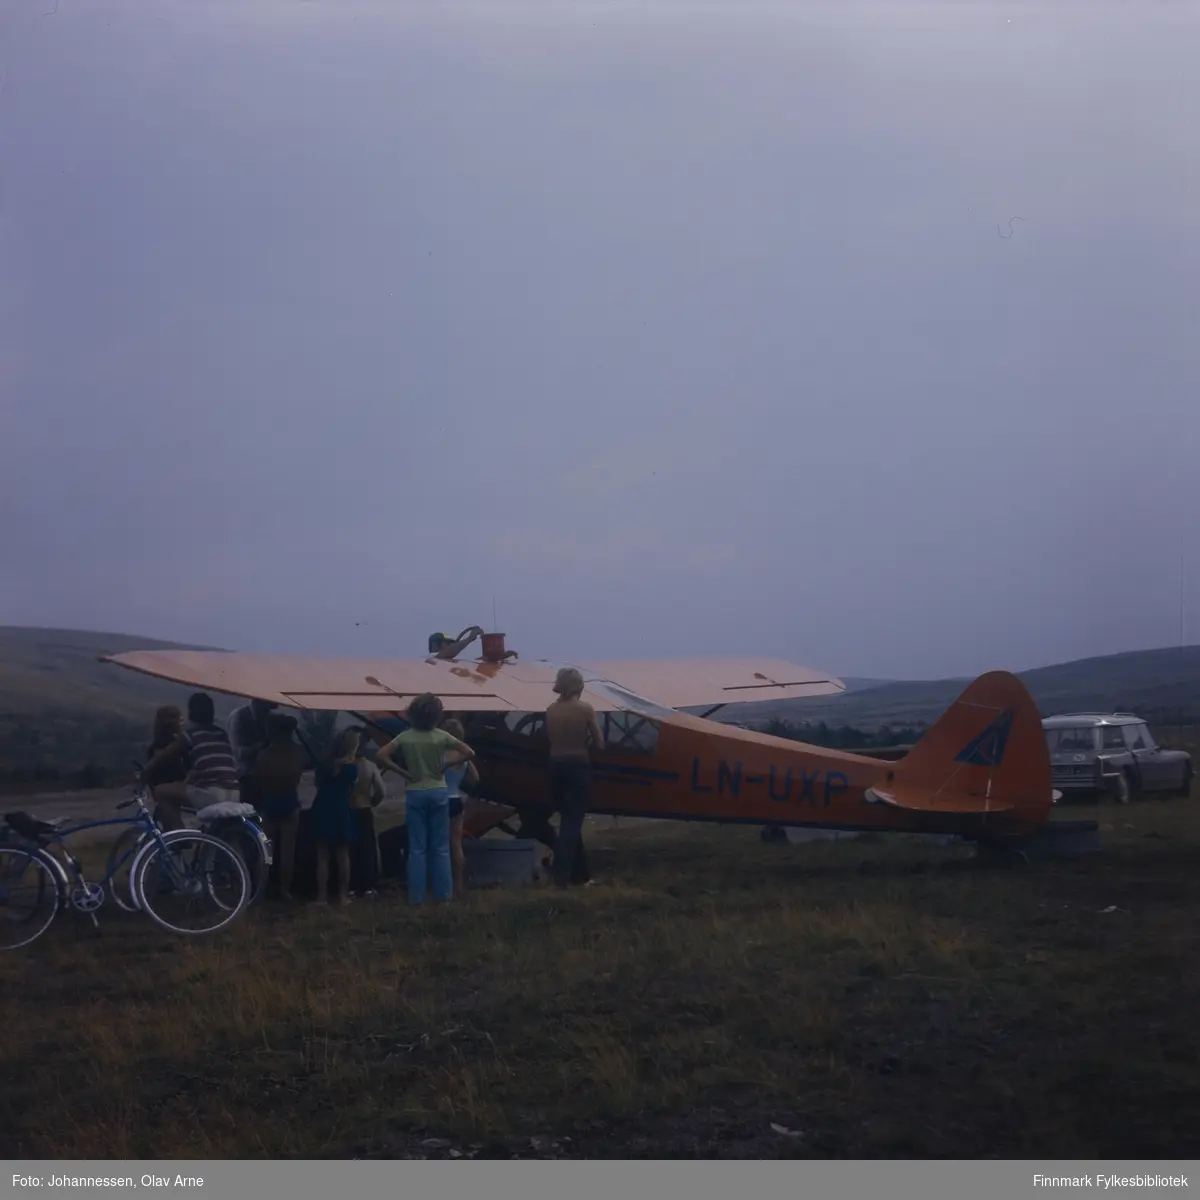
(898, 670, 1043, 783)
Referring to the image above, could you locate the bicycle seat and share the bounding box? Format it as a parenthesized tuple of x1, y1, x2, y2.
(196, 801, 257, 823)
(4, 811, 66, 840)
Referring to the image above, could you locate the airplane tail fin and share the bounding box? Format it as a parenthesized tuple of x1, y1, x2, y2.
(866, 671, 1052, 828)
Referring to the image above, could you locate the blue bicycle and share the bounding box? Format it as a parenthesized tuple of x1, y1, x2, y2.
(105, 794, 272, 913)
(0, 770, 251, 950)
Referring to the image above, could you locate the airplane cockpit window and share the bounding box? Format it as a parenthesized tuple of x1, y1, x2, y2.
(601, 710, 661, 755)
(488, 707, 660, 753)
(581, 676, 678, 720)
(503, 712, 546, 738)
(463, 712, 508, 739)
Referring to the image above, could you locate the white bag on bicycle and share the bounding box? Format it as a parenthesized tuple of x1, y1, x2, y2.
(196, 801, 258, 825)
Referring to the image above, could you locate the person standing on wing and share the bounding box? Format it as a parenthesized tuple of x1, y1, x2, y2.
(544, 667, 604, 888)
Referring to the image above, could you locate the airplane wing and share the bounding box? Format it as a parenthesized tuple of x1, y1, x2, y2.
(98, 649, 844, 714)
(570, 659, 844, 709)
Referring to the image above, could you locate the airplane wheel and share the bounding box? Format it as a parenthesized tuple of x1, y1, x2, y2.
(514, 813, 558, 851)
(974, 841, 1029, 869)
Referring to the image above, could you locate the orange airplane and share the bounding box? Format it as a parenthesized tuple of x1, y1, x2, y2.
(100, 634, 1059, 858)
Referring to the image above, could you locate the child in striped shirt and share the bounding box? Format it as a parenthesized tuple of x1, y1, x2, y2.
(142, 692, 240, 829)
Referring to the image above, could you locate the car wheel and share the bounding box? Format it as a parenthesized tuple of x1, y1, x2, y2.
(1113, 773, 1133, 805)
(1177, 763, 1194, 799)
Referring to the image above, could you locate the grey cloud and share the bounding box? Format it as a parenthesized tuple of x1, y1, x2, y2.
(1, 1, 1196, 678)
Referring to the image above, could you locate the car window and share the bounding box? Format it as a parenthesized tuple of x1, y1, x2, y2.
(1045, 727, 1097, 754)
(1101, 726, 1125, 751)
(1123, 723, 1151, 751)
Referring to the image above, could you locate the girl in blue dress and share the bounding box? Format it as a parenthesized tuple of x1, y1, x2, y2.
(311, 729, 360, 906)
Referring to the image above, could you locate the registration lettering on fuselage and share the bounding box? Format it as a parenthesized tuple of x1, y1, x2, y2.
(690, 757, 850, 807)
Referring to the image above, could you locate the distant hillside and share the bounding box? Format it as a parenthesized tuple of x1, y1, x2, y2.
(719, 645, 1200, 731)
(0, 626, 237, 718)
(0, 627, 240, 786)
(839, 677, 898, 692)
(2, 627, 1198, 787)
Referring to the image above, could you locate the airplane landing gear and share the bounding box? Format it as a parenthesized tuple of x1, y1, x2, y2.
(972, 839, 1031, 869)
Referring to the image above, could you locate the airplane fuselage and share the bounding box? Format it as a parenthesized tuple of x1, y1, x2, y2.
(462, 708, 1047, 843)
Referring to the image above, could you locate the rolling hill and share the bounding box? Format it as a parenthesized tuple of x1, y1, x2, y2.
(718, 645, 1200, 731)
(0, 626, 237, 719)
(0, 627, 241, 785)
(1, 626, 1198, 784)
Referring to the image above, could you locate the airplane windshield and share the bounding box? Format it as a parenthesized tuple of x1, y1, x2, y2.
(579, 674, 678, 721)
(534, 660, 680, 720)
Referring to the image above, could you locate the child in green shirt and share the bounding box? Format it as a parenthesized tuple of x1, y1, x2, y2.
(377, 693, 474, 905)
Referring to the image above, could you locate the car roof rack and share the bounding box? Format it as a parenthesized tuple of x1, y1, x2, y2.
(1042, 712, 1142, 722)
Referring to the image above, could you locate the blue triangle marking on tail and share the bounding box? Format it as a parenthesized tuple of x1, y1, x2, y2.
(954, 708, 1015, 768)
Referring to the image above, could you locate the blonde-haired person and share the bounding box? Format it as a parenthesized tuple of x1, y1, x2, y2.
(142, 693, 239, 832)
(544, 667, 604, 887)
(143, 705, 187, 824)
(440, 718, 479, 899)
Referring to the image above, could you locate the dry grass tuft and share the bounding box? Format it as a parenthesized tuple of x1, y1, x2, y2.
(4, 793, 1200, 1158)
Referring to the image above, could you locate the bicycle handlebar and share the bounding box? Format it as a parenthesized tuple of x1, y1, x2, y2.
(123, 760, 149, 813)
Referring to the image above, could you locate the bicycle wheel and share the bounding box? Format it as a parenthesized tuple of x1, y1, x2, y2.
(106, 827, 149, 912)
(0, 845, 62, 950)
(206, 818, 270, 906)
(130, 831, 250, 935)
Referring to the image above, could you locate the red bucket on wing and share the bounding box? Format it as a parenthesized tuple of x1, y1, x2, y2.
(480, 632, 508, 662)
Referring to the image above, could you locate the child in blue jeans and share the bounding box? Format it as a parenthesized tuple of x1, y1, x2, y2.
(376, 693, 474, 905)
(441, 718, 479, 899)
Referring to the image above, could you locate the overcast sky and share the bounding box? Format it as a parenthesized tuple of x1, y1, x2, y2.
(1, 0, 1196, 680)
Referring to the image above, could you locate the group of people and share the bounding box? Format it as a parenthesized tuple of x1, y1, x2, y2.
(139, 662, 605, 905)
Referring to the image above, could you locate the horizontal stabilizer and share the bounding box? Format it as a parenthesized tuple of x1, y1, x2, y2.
(864, 785, 1016, 815)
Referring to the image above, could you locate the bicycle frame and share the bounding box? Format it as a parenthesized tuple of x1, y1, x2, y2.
(6, 754, 272, 923)
(44, 812, 179, 896)
(138, 806, 273, 871)
(213, 814, 273, 865)
(2, 765, 261, 946)
(6, 784, 206, 910)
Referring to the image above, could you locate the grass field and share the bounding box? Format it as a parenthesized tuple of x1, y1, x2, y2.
(3, 794, 1200, 1160)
